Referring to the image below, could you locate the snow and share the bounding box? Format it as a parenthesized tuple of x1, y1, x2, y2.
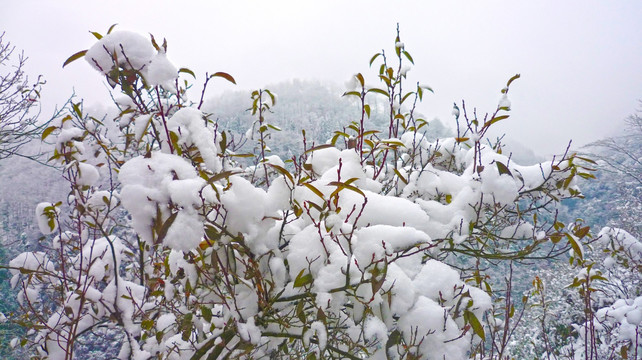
(85, 30, 178, 90)
(35, 202, 58, 235)
(119, 151, 206, 250)
(76, 162, 100, 186)
(308, 321, 327, 350)
(166, 108, 222, 172)
(353, 225, 430, 268)
(397, 296, 468, 360)
(55, 127, 84, 152)
(237, 317, 262, 345)
(85, 31, 155, 74)
(598, 227, 642, 262)
(13, 26, 630, 360)
(219, 175, 271, 252)
(146, 52, 178, 90)
(498, 94, 511, 109)
(364, 315, 388, 343)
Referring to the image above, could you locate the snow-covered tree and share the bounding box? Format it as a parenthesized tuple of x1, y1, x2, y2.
(0, 32, 48, 160)
(4, 26, 606, 360)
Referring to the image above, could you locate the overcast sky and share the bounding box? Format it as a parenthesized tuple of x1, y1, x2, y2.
(2, 1, 641, 156)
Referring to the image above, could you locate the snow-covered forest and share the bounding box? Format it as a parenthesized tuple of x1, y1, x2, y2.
(0, 26, 640, 360)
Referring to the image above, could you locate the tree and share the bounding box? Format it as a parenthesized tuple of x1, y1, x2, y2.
(586, 107, 642, 236)
(506, 108, 642, 359)
(0, 32, 47, 160)
(4, 26, 602, 360)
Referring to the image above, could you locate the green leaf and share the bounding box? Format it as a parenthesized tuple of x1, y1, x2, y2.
(620, 344, 628, 359)
(401, 92, 414, 104)
(367, 88, 389, 97)
(486, 115, 509, 127)
(204, 226, 221, 244)
(180, 313, 193, 341)
(402, 50, 414, 64)
(356, 73, 365, 87)
(378, 75, 392, 87)
(219, 131, 227, 154)
(206, 170, 243, 185)
(201, 306, 213, 323)
(179, 68, 196, 78)
(342, 91, 361, 98)
(230, 153, 255, 158)
(150, 33, 160, 51)
(328, 180, 366, 198)
(268, 164, 295, 185)
(386, 329, 402, 349)
(302, 183, 326, 201)
(41, 126, 57, 140)
(394, 168, 408, 184)
(567, 234, 583, 260)
(506, 73, 521, 88)
(296, 300, 306, 324)
(264, 89, 277, 106)
(156, 212, 178, 244)
(169, 131, 181, 156)
(304, 144, 334, 154)
(210, 72, 236, 84)
(72, 102, 83, 118)
(369, 53, 381, 66)
(496, 161, 513, 177)
(107, 23, 118, 34)
(62, 50, 88, 68)
(293, 269, 313, 288)
(380, 139, 405, 147)
(574, 226, 590, 239)
(141, 319, 154, 331)
(364, 104, 371, 118)
(576, 155, 597, 165)
(465, 310, 485, 341)
(89, 31, 103, 40)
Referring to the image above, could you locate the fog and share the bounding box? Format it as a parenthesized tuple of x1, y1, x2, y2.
(2, 0, 641, 156)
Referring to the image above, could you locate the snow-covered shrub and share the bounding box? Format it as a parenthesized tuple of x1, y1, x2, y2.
(5, 26, 598, 360)
(560, 228, 642, 360)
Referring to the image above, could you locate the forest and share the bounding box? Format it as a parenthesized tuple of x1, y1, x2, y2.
(0, 25, 640, 360)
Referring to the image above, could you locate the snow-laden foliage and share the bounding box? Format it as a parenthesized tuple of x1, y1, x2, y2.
(4, 26, 618, 360)
(0, 32, 49, 160)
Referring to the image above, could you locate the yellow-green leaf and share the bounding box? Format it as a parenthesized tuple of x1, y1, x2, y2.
(369, 53, 381, 66)
(465, 310, 485, 341)
(327, 180, 365, 198)
(210, 72, 236, 84)
(268, 164, 295, 186)
(293, 269, 313, 288)
(302, 183, 326, 201)
(41, 126, 57, 140)
(107, 23, 118, 34)
(62, 50, 88, 68)
(356, 73, 365, 87)
(402, 50, 414, 64)
(304, 144, 334, 154)
(177, 67, 196, 79)
(367, 88, 389, 97)
(496, 161, 513, 177)
(574, 226, 590, 239)
(506, 73, 521, 88)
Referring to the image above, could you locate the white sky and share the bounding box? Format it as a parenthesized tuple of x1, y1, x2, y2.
(2, 0, 641, 156)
